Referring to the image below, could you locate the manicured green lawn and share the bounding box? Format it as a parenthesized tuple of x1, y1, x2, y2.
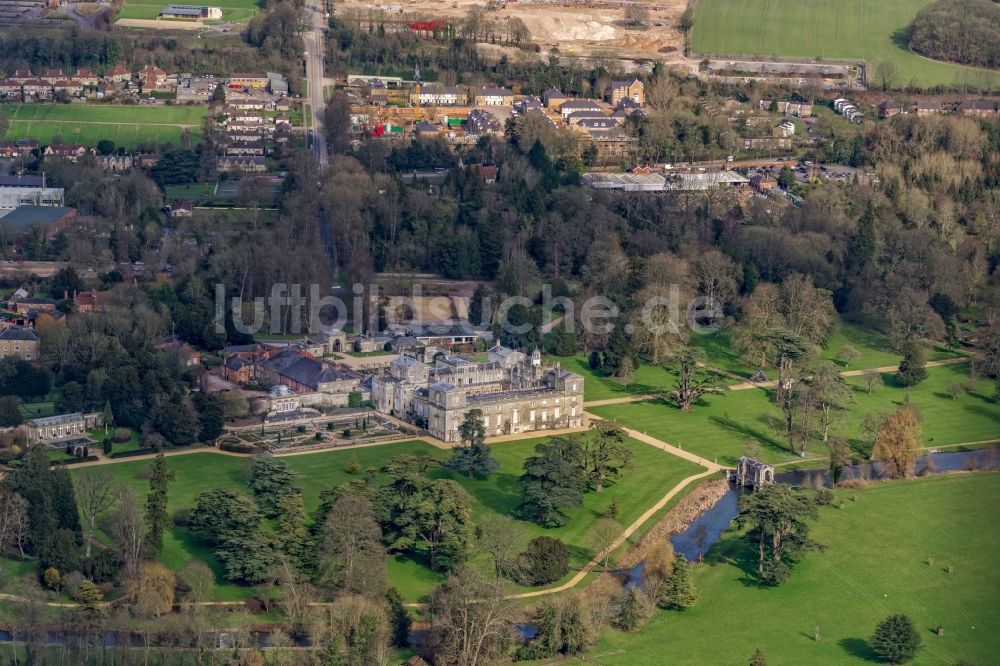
(590, 473, 1000, 665)
(72, 437, 703, 602)
(690, 330, 752, 376)
(818, 323, 963, 369)
(3, 103, 206, 149)
(116, 0, 260, 21)
(551, 355, 679, 402)
(18, 400, 55, 420)
(164, 182, 217, 200)
(692, 0, 999, 88)
(92, 427, 144, 455)
(591, 364, 996, 466)
(565, 323, 963, 397)
(0, 556, 36, 592)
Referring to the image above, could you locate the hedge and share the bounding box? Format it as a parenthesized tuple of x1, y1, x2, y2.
(54, 456, 100, 466)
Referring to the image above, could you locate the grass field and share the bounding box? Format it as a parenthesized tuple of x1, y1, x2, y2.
(560, 322, 965, 402)
(116, 0, 260, 22)
(692, 0, 999, 89)
(589, 473, 1000, 665)
(2, 103, 206, 149)
(70, 437, 703, 602)
(591, 363, 997, 466)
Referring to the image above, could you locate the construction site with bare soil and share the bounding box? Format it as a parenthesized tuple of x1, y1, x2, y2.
(336, 0, 690, 64)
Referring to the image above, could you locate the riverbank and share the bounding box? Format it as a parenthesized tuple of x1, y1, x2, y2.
(618, 478, 730, 569)
(592, 471, 1000, 665)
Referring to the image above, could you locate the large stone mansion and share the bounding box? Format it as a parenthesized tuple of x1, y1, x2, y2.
(372, 346, 584, 442)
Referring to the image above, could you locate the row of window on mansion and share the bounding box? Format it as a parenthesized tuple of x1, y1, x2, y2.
(476, 405, 577, 427)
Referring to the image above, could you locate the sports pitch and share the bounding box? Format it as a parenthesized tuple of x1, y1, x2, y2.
(116, 0, 260, 22)
(692, 0, 999, 88)
(2, 103, 207, 149)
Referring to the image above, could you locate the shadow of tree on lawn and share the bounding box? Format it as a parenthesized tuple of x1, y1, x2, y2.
(838, 636, 876, 662)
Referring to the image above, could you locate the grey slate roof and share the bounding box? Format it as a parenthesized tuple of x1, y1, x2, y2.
(0, 325, 40, 341)
(263, 349, 359, 390)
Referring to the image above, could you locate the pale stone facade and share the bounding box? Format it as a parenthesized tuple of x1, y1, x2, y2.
(372, 346, 584, 442)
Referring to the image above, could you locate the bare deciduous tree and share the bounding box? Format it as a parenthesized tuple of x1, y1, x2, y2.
(476, 514, 524, 581)
(319, 495, 387, 595)
(109, 486, 146, 583)
(0, 486, 29, 557)
(428, 567, 516, 666)
(589, 517, 621, 568)
(74, 471, 116, 558)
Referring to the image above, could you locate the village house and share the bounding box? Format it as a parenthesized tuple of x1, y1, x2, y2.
(139, 65, 168, 86)
(157, 336, 201, 367)
(226, 128, 265, 143)
(7, 293, 61, 315)
(959, 100, 999, 117)
(39, 69, 65, 85)
(367, 78, 389, 105)
(73, 69, 99, 86)
(222, 355, 254, 383)
(0, 141, 23, 157)
(21, 80, 52, 100)
(44, 144, 95, 162)
(222, 140, 265, 156)
(223, 342, 268, 361)
(410, 84, 462, 106)
(558, 99, 604, 118)
(750, 174, 778, 192)
(232, 99, 265, 111)
(610, 78, 644, 107)
(9, 69, 35, 84)
(474, 87, 513, 107)
(575, 117, 618, 133)
(106, 65, 132, 83)
(99, 154, 134, 172)
(225, 107, 265, 123)
(914, 102, 946, 117)
(53, 79, 84, 97)
(466, 108, 501, 135)
(542, 88, 569, 109)
(168, 200, 194, 217)
(0, 325, 41, 360)
(744, 137, 792, 151)
(776, 120, 796, 137)
(565, 109, 608, 125)
(759, 99, 813, 117)
(0, 81, 22, 100)
(414, 121, 440, 138)
(218, 156, 267, 173)
(74, 289, 109, 313)
(878, 100, 905, 119)
(516, 97, 543, 113)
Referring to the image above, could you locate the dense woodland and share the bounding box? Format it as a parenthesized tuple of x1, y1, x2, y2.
(907, 0, 1000, 69)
